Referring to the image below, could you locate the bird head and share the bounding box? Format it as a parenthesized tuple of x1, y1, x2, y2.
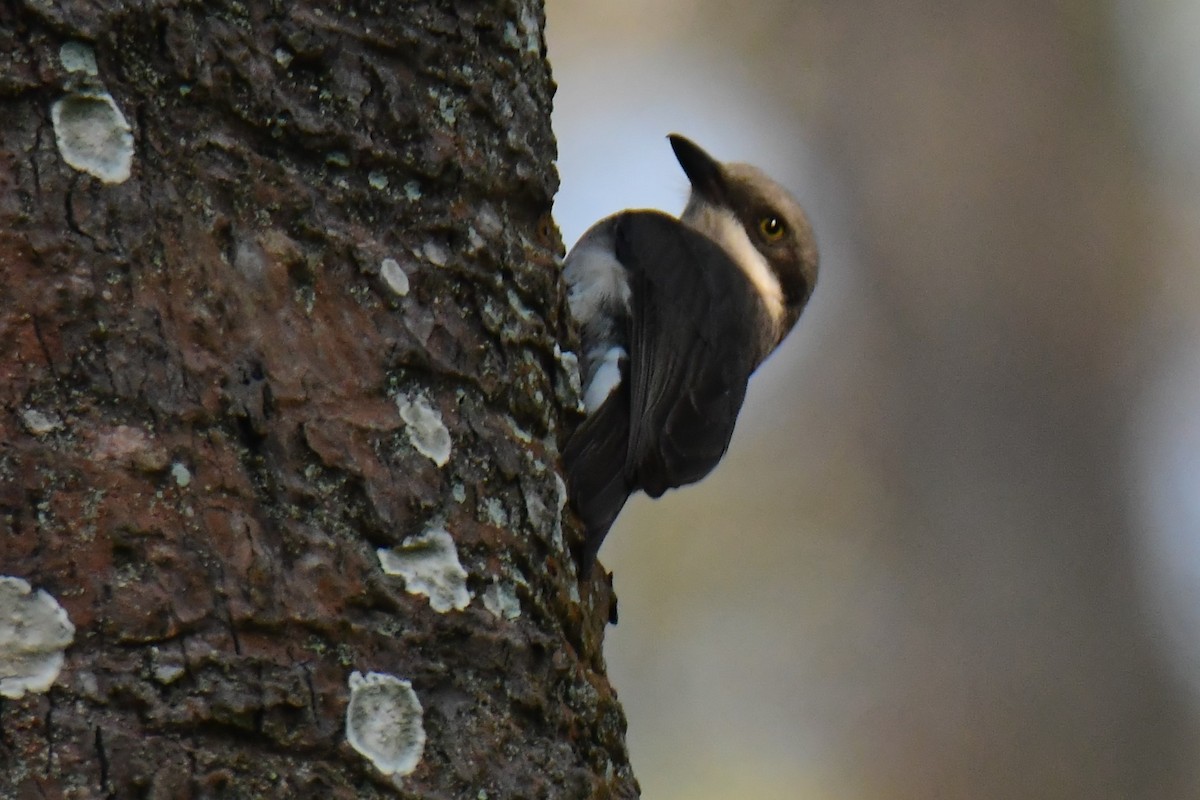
(670, 133, 819, 340)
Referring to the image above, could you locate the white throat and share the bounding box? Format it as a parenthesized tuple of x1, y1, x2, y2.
(682, 202, 785, 327)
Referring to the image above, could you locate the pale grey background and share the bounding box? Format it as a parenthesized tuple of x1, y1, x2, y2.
(548, 2, 1200, 797)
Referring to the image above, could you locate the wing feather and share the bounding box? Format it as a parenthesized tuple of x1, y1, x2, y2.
(563, 211, 766, 572)
(614, 213, 762, 497)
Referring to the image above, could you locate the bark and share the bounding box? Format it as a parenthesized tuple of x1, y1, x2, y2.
(0, 1, 633, 797)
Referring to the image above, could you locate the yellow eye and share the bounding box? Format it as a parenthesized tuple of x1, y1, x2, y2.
(759, 216, 786, 241)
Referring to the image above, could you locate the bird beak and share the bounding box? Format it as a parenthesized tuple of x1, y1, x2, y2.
(669, 134, 726, 203)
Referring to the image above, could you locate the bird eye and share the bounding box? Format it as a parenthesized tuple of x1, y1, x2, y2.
(758, 216, 786, 241)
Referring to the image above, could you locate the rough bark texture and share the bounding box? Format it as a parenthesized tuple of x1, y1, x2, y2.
(0, 1, 634, 797)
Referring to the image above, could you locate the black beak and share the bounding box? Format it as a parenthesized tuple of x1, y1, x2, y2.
(668, 134, 726, 203)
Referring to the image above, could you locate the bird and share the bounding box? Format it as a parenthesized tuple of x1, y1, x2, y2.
(562, 134, 819, 574)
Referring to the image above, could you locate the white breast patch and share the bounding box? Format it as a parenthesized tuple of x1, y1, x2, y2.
(583, 346, 626, 413)
(564, 236, 631, 328)
(564, 222, 633, 416)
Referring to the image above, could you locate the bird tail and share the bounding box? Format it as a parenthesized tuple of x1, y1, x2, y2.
(562, 393, 633, 576)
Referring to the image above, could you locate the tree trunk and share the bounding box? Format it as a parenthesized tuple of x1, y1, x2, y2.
(0, 1, 634, 797)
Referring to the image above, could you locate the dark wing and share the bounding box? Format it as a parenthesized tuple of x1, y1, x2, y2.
(563, 211, 763, 573)
(616, 212, 762, 497)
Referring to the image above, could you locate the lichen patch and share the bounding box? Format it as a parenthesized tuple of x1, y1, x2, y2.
(0, 577, 76, 699)
(345, 671, 426, 778)
(170, 462, 192, 488)
(377, 527, 472, 613)
(482, 578, 521, 620)
(552, 474, 569, 553)
(51, 90, 134, 184)
(20, 409, 62, 436)
(381, 258, 409, 296)
(396, 394, 451, 467)
(421, 240, 447, 267)
(59, 41, 98, 75)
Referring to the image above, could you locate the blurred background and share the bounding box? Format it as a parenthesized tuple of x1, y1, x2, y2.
(546, 1, 1200, 798)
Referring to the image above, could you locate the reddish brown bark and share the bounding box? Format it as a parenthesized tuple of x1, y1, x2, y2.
(0, 1, 633, 797)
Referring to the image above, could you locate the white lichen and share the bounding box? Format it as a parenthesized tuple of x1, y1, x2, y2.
(552, 474, 569, 553)
(421, 241, 447, 267)
(483, 497, 509, 528)
(153, 663, 186, 685)
(51, 90, 134, 184)
(466, 226, 485, 252)
(377, 527, 472, 613)
(476, 203, 502, 235)
(20, 409, 62, 436)
(170, 462, 191, 488)
(555, 345, 584, 410)
(75, 670, 101, 700)
(519, 4, 541, 54)
(0, 577, 75, 699)
(507, 417, 533, 444)
(503, 23, 522, 51)
(521, 473, 568, 556)
(396, 394, 451, 467)
(482, 578, 521, 620)
(150, 645, 186, 685)
(345, 671, 426, 778)
(506, 288, 535, 322)
(59, 41, 98, 76)
(380, 258, 409, 296)
(368, 170, 389, 190)
(233, 237, 267, 282)
(428, 89, 459, 126)
(502, 3, 541, 56)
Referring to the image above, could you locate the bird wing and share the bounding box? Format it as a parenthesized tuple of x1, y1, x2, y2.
(562, 211, 765, 571)
(614, 212, 762, 498)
